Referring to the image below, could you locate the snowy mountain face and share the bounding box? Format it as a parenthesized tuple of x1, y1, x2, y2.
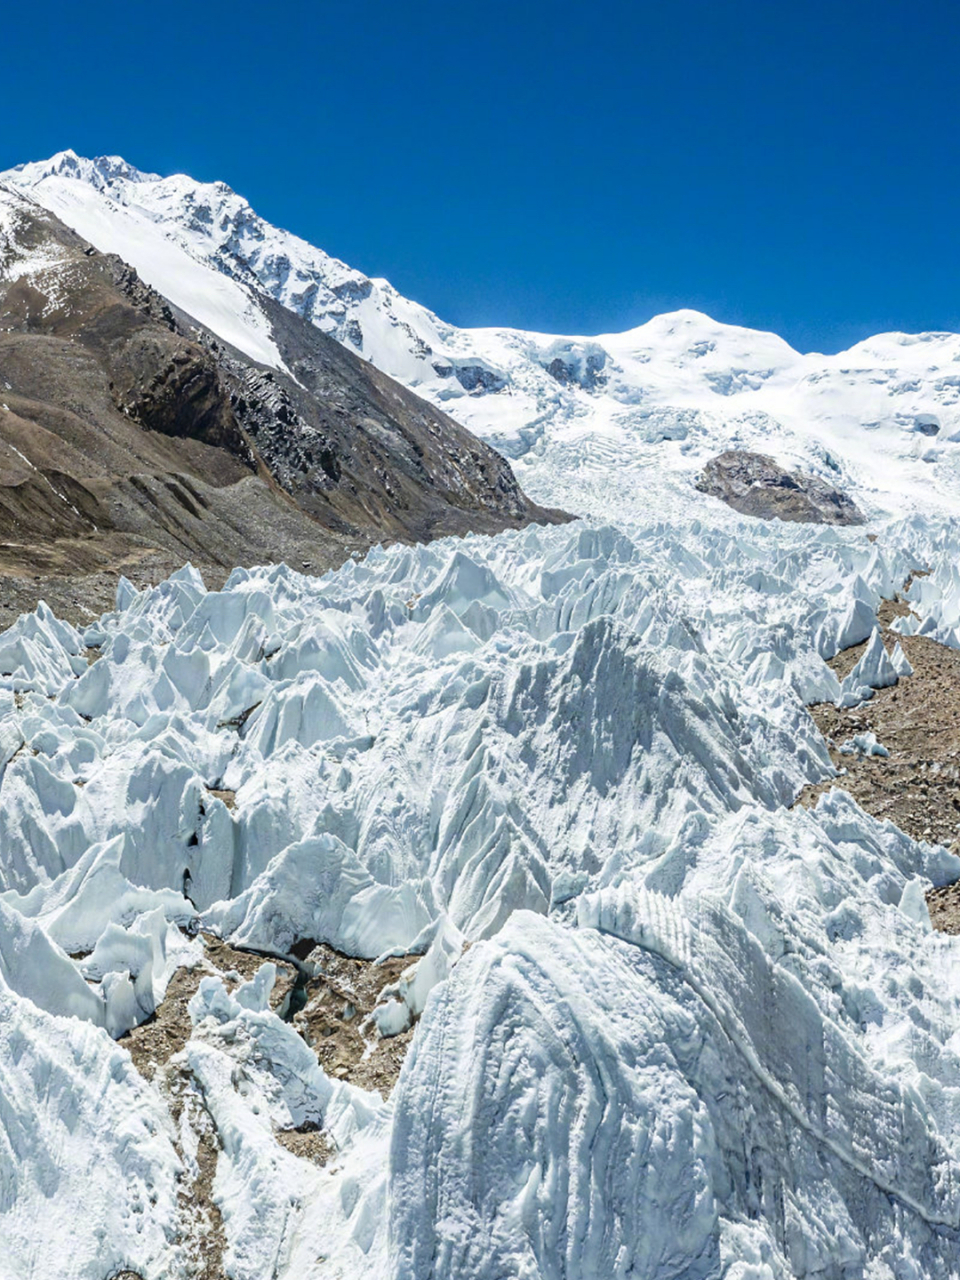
(6, 150, 960, 523)
(5, 153, 960, 1280)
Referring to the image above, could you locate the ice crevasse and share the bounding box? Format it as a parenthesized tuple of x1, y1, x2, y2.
(3, 511, 960, 1277)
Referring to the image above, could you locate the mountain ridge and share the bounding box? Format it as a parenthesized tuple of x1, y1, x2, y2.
(0, 178, 565, 625)
(7, 151, 960, 525)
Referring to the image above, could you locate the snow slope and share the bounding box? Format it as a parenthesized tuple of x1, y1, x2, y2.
(6, 151, 960, 521)
(1, 154, 285, 371)
(7, 152, 960, 1279)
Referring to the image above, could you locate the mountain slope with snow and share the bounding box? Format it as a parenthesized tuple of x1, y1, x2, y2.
(6, 151, 960, 523)
(0, 178, 561, 609)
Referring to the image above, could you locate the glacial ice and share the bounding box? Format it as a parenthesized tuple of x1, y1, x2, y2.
(839, 731, 890, 758)
(0, 982, 181, 1278)
(891, 640, 915, 678)
(836, 627, 900, 707)
(4, 500, 960, 1277)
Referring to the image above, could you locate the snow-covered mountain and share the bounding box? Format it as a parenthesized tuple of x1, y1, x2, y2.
(6, 151, 960, 522)
(7, 152, 960, 1280)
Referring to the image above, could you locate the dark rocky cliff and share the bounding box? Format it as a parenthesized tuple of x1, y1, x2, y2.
(695, 450, 865, 525)
(0, 190, 568, 623)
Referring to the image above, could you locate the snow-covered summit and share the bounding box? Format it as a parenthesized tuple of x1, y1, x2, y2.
(7, 149, 161, 189)
(7, 152, 960, 524)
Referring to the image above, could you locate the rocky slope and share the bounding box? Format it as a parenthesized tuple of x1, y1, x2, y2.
(0, 183, 564, 623)
(695, 450, 865, 524)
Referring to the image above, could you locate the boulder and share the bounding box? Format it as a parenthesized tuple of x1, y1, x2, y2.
(695, 450, 865, 524)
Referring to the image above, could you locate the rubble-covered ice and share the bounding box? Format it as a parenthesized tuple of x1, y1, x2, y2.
(4, 497, 960, 1277)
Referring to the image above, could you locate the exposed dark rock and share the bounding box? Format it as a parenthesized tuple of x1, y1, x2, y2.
(344, 317, 364, 350)
(432, 362, 506, 393)
(695, 450, 865, 525)
(543, 350, 607, 390)
(0, 191, 569, 614)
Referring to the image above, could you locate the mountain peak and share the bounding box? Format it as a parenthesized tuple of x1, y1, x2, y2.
(6, 151, 960, 518)
(9, 150, 160, 191)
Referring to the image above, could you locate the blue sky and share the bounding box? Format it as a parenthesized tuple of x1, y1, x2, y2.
(3, 0, 958, 352)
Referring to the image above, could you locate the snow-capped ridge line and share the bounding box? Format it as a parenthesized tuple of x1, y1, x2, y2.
(4, 153, 937, 358)
(8, 151, 960, 524)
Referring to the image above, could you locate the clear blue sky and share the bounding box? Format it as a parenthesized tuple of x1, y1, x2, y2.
(3, 0, 958, 352)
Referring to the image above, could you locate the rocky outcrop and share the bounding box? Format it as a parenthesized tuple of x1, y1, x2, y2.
(0, 189, 568, 606)
(695, 450, 865, 524)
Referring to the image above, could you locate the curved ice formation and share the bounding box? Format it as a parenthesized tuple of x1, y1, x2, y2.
(5, 507, 960, 1276)
(0, 984, 181, 1278)
(390, 799, 960, 1279)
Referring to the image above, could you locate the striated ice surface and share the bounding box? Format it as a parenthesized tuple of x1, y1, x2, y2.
(3, 497, 960, 1276)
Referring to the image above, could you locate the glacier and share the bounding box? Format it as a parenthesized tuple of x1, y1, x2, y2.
(5, 152, 960, 1278)
(3, 504, 960, 1277)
